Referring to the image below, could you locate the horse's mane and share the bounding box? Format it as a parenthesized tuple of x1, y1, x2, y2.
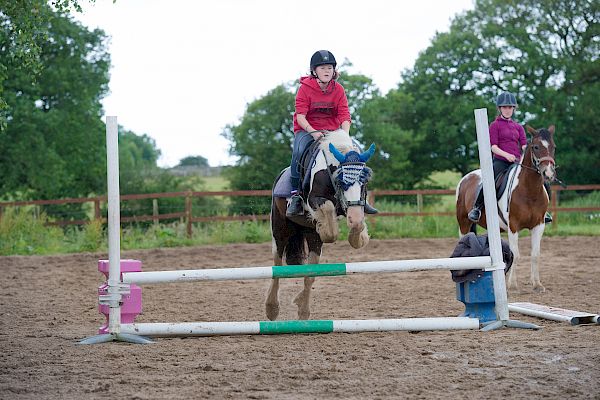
(319, 129, 356, 158)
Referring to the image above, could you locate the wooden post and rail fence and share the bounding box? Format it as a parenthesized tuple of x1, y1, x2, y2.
(1, 185, 599, 238)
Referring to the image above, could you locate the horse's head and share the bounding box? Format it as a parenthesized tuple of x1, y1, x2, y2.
(525, 125, 556, 182)
(328, 142, 375, 232)
(305, 130, 375, 249)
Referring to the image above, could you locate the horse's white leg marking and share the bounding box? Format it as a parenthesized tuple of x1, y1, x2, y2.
(506, 230, 520, 290)
(530, 223, 546, 292)
(266, 241, 282, 320)
(294, 250, 320, 320)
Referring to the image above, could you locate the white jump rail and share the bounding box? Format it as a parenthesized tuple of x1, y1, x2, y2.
(121, 257, 492, 285)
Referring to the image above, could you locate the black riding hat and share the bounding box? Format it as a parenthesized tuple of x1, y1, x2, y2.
(310, 50, 337, 70)
(496, 92, 518, 107)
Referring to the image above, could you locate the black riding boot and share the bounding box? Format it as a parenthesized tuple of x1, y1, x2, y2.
(467, 186, 484, 223)
(543, 182, 553, 224)
(286, 193, 305, 217)
(364, 202, 378, 214)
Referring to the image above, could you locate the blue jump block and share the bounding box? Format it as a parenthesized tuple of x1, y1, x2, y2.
(456, 271, 497, 323)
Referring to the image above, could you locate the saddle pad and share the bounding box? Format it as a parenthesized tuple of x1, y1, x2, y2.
(273, 167, 293, 198)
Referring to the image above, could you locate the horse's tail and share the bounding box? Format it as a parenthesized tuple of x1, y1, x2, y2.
(284, 230, 306, 266)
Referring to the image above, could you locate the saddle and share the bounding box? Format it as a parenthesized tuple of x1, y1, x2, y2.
(271, 141, 328, 199)
(492, 164, 517, 200)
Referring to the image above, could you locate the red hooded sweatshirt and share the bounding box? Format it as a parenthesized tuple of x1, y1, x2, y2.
(293, 76, 351, 133)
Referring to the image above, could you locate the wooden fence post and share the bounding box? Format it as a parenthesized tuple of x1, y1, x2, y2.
(417, 194, 423, 213)
(185, 193, 192, 238)
(94, 199, 101, 222)
(152, 199, 159, 227)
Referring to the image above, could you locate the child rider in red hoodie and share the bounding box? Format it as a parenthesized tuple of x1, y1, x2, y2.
(286, 50, 378, 217)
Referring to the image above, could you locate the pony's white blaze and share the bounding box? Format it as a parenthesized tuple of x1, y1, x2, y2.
(345, 182, 363, 230)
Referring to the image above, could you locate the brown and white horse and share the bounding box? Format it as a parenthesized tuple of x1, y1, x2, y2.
(456, 125, 556, 292)
(267, 129, 374, 320)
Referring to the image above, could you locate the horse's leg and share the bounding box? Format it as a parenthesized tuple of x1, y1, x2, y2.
(294, 276, 315, 320)
(266, 241, 283, 321)
(294, 235, 322, 320)
(530, 224, 546, 292)
(266, 197, 288, 321)
(506, 230, 520, 290)
(456, 175, 477, 237)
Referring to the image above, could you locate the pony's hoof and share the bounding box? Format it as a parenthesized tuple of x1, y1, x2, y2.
(297, 308, 310, 320)
(265, 302, 280, 321)
(348, 229, 369, 249)
(293, 293, 310, 320)
(533, 284, 546, 293)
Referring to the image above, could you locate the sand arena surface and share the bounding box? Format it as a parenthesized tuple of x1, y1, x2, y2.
(1, 236, 599, 399)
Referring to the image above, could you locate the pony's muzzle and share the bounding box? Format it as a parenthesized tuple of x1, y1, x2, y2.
(542, 164, 556, 182)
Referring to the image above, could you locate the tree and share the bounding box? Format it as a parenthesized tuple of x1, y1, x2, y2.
(0, 0, 92, 130)
(0, 6, 110, 201)
(118, 126, 164, 194)
(177, 155, 209, 168)
(396, 0, 599, 184)
(222, 84, 296, 214)
(359, 89, 434, 189)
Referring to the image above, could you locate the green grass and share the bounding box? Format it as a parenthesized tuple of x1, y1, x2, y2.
(1, 171, 598, 256)
(426, 170, 462, 189)
(202, 175, 230, 191)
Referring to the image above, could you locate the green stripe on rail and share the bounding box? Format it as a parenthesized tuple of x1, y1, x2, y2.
(271, 263, 347, 278)
(259, 320, 334, 334)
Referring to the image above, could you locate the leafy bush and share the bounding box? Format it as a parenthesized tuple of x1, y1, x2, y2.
(0, 209, 63, 255)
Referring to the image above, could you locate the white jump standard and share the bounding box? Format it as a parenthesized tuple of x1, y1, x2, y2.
(79, 110, 538, 344)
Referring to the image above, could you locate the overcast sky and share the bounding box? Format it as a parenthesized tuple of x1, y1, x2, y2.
(75, 0, 474, 167)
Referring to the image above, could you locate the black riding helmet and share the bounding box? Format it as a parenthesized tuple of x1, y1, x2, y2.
(310, 50, 337, 71)
(496, 92, 518, 107)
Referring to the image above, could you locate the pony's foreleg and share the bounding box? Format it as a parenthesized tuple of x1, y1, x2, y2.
(506, 230, 520, 290)
(293, 250, 320, 320)
(266, 244, 283, 320)
(266, 278, 280, 321)
(530, 224, 546, 292)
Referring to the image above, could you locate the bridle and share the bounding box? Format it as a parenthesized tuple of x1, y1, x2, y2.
(321, 150, 369, 214)
(517, 143, 555, 178)
(515, 142, 566, 187)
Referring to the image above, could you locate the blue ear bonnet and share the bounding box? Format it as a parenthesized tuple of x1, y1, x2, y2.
(328, 143, 375, 190)
(329, 143, 376, 163)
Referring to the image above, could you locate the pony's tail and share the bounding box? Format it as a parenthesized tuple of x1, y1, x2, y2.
(284, 231, 306, 266)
